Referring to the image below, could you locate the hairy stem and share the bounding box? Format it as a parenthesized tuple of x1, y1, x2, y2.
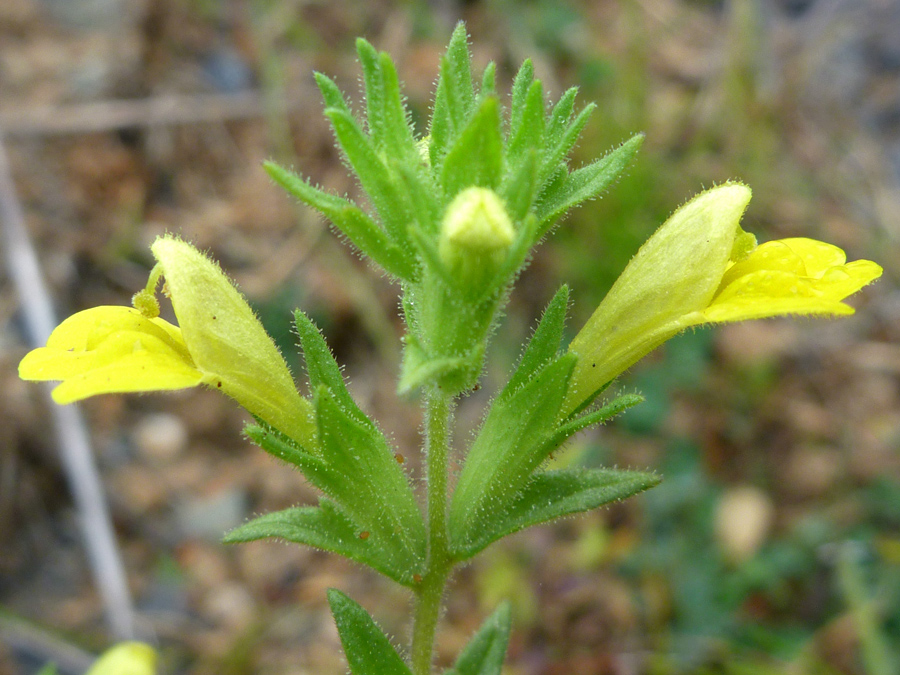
(411, 389, 454, 675)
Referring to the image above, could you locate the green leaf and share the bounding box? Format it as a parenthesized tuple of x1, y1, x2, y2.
(294, 310, 369, 427)
(357, 38, 387, 141)
(242, 392, 427, 584)
(557, 393, 643, 432)
(245, 420, 316, 466)
(430, 23, 475, 169)
(398, 334, 484, 396)
(225, 499, 415, 581)
(314, 71, 352, 114)
(356, 38, 418, 162)
(324, 108, 415, 249)
(501, 285, 569, 400)
(480, 61, 496, 98)
(500, 148, 538, 223)
(506, 79, 544, 167)
(36, 665, 59, 675)
(327, 589, 413, 675)
(441, 96, 503, 197)
(264, 162, 416, 280)
(394, 158, 442, 237)
(455, 468, 661, 560)
(446, 603, 511, 675)
(536, 133, 643, 235)
(537, 102, 595, 187)
(313, 389, 426, 574)
(545, 86, 578, 148)
(448, 354, 575, 553)
(508, 59, 534, 142)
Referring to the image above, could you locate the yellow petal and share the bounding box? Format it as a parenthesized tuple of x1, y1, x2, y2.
(51, 350, 204, 403)
(46, 306, 191, 360)
(699, 270, 865, 324)
(19, 305, 205, 402)
(774, 238, 847, 275)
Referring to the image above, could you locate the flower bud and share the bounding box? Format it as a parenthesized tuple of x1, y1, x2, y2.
(439, 187, 514, 291)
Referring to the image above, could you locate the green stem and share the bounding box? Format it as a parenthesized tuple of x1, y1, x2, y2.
(411, 388, 454, 675)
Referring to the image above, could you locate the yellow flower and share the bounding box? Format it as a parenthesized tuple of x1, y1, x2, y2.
(563, 184, 882, 415)
(84, 642, 157, 675)
(19, 236, 316, 446)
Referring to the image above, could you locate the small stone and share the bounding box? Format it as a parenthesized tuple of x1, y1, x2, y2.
(200, 581, 257, 631)
(783, 445, 842, 499)
(175, 487, 248, 541)
(714, 485, 775, 563)
(133, 413, 189, 464)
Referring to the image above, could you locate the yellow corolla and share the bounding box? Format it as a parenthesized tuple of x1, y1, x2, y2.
(563, 183, 882, 415)
(19, 236, 316, 446)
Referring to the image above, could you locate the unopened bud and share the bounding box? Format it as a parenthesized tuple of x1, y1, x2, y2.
(439, 187, 514, 290)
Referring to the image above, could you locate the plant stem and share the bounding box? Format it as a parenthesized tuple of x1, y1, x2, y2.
(411, 388, 454, 675)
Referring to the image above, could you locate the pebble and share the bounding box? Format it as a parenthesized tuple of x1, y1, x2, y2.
(133, 412, 189, 464)
(714, 485, 775, 564)
(175, 487, 249, 542)
(200, 580, 258, 631)
(783, 445, 841, 498)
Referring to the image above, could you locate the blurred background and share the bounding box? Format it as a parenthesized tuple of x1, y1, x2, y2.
(1, 0, 898, 673)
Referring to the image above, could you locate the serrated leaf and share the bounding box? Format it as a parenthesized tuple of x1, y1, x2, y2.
(313, 390, 426, 573)
(243, 399, 426, 583)
(500, 147, 539, 223)
(501, 285, 569, 401)
(314, 71, 352, 114)
(507, 79, 544, 166)
(536, 102, 595, 188)
(536, 134, 643, 235)
(324, 108, 415, 249)
(447, 603, 511, 675)
(327, 589, 413, 675)
(455, 468, 661, 560)
(545, 87, 578, 148)
(480, 62, 496, 98)
(430, 23, 474, 169)
(448, 354, 575, 552)
(224, 499, 411, 581)
(294, 310, 369, 428)
(508, 59, 535, 141)
(264, 162, 416, 280)
(356, 38, 418, 162)
(441, 96, 503, 197)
